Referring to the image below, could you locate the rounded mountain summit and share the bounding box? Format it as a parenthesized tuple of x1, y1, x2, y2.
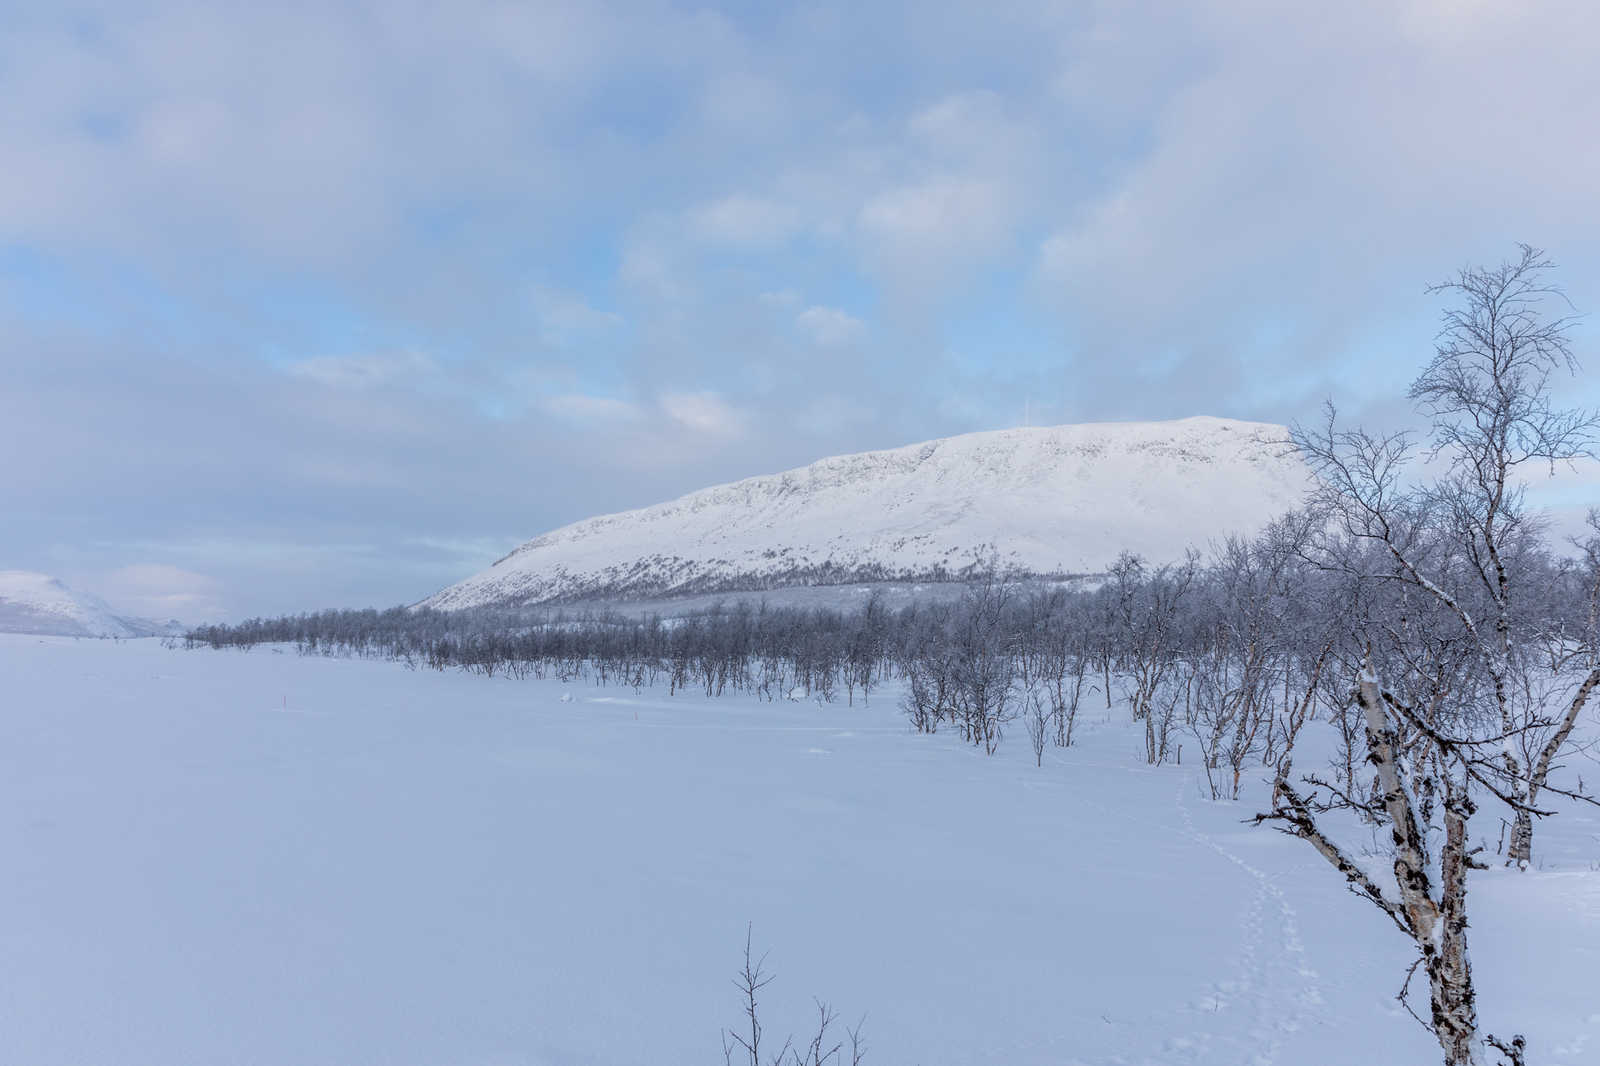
(422, 417, 1314, 609)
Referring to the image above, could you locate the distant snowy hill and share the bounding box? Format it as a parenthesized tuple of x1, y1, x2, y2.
(0, 571, 182, 638)
(422, 417, 1314, 609)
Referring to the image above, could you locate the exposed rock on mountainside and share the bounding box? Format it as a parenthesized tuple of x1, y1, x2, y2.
(0, 571, 182, 638)
(422, 417, 1313, 609)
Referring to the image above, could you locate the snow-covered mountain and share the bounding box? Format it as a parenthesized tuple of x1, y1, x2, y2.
(0, 571, 182, 638)
(422, 416, 1314, 609)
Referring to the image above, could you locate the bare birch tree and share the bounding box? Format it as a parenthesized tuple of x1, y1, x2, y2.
(1407, 246, 1599, 866)
(1259, 247, 1600, 1064)
(1296, 246, 1598, 870)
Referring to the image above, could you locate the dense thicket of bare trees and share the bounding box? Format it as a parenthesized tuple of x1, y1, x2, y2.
(180, 526, 1597, 797)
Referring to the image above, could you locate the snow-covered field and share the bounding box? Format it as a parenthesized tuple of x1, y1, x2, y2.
(3, 634, 1597, 1065)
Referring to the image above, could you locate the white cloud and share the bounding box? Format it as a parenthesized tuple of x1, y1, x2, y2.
(660, 390, 745, 435)
(533, 288, 627, 352)
(689, 195, 801, 249)
(859, 176, 1007, 254)
(1028, 0, 1600, 418)
(538, 392, 639, 426)
(94, 563, 223, 621)
(534, 289, 625, 334)
(796, 305, 866, 347)
(287, 352, 433, 389)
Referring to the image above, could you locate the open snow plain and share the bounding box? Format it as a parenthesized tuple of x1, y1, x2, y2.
(4, 633, 1598, 1065)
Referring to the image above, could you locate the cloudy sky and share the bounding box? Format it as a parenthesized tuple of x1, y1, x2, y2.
(4, 0, 1599, 621)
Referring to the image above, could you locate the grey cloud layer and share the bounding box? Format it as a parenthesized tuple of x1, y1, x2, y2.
(2, 0, 1597, 617)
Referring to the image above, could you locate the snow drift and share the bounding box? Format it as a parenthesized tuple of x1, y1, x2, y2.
(0, 571, 181, 638)
(422, 416, 1313, 609)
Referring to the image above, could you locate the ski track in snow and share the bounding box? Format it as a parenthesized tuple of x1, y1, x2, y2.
(1166, 774, 1323, 1065)
(1048, 769, 1323, 1065)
